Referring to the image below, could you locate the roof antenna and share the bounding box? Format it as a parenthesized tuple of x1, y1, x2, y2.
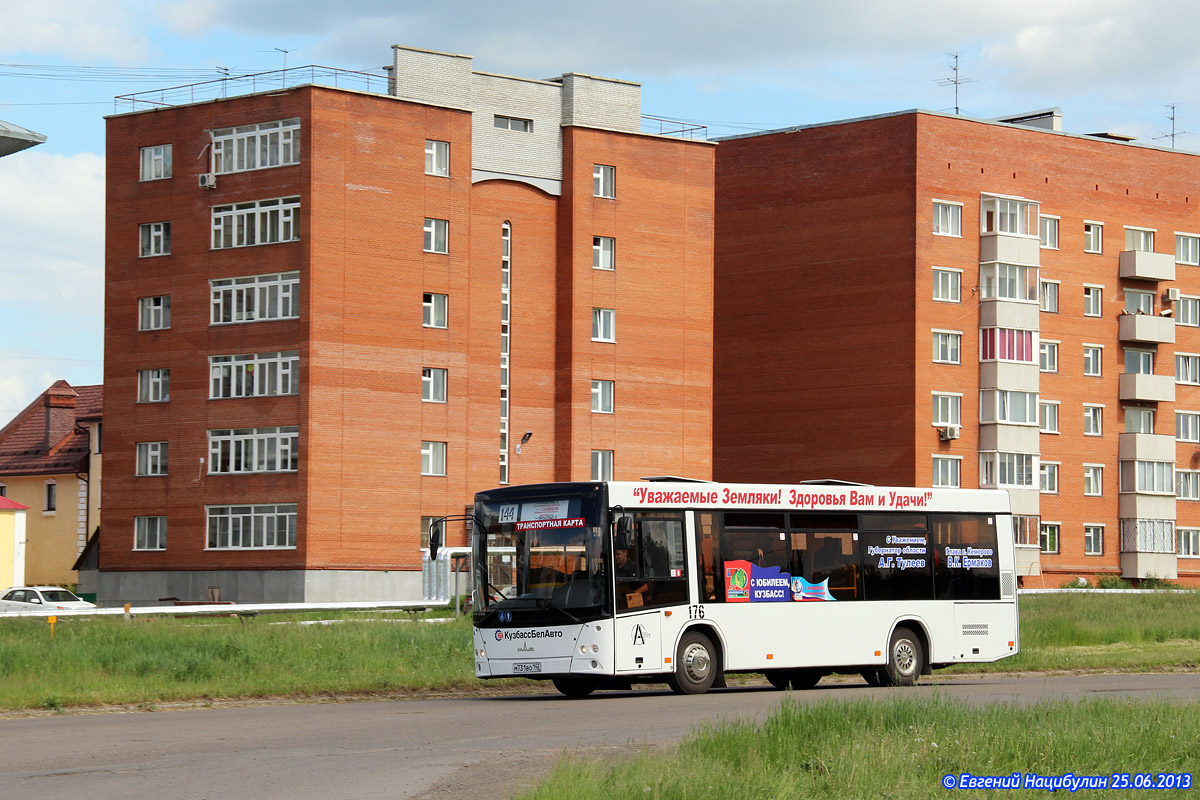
(259, 47, 296, 88)
(936, 51, 976, 115)
(1153, 104, 1188, 149)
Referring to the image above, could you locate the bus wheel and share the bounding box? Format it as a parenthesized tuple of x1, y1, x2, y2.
(884, 627, 924, 687)
(789, 669, 822, 690)
(667, 631, 718, 695)
(765, 670, 790, 690)
(861, 668, 885, 687)
(552, 677, 599, 698)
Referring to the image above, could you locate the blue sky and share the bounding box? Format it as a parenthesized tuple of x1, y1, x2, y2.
(3, 0, 1200, 427)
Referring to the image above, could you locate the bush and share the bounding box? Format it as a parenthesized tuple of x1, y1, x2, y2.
(1096, 574, 1130, 589)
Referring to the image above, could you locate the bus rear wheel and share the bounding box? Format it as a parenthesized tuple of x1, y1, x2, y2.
(667, 631, 718, 695)
(789, 669, 822, 690)
(884, 626, 924, 687)
(861, 668, 886, 687)
(552, 676, 599, 698)
(765, 670, 790, 690)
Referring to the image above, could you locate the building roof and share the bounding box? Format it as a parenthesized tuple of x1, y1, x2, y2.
(0, 381, 102, 478)
(0, 496, 30, 510)
(0, 118, 47, 157)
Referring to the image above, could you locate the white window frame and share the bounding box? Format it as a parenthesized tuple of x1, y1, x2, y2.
(1125, 289, 1154, 315)
(1040, 340, 1059, 373)
(979, 327, 1037, 364)
(1039, 279, 1059, 313)
(932, 392, 961, 427)
(592, 308, 616, 342)
(1125, 348, 1154, 375)
(1084, 464, 1104, 497)
(423, 218, 449, 254)
(139, 222, 171, 257)
(1177, 411, 1200, 443)
(1040, 401, 1060, 434)
(208, 427, 299, 474)
(932, 329, 962, 365)
(1084, 221, 1104, 254)
(932, 267, 961, 303)
(1039, 215, 1059, 249)
(212, 196, 300, 249)
(425, 139, 449, 177)
(1178, 470, 1200, 501)
(932, 200, 962, 237)
(981, 195, 1037, 235)
(423, 293, 448, 328)
(1119, 460, 1174, 495)
(980, 262, 1038, 302)
(1125, 226, 1155, 253)
(1083, 285, 1103, 317)
(593, 236, 615, 270)
(1084, 524, 1104, 556)
(591, 449, 614, 481)
(1039, 523, 1060, 554)
(137, 368, 170, 403)
(209, 351, 298, 399)
(1179, 527, 1200, 557)
(1083, 344, 1103, 377)
(43, 479, 56, 513)
(139, 144, 172, 181)
(1083, 404, 1104, 437)
(980, 389, 1038, 426)
(210, 272, 299, 325)
(592, 379, 615, 414)
(206, 504, 297, 550)
(211, 118, 300, 174)
(421, 441, 447, 476)
(134, 516, 167, 551)
(138, 295, 171, 331)
(1176, 232, 1200, 266)
(136, 441, 169, 476)
(593, 164, 616, 198)
(494, 115, 532, 132)
(422, 367, 448, 403)
(932, 456, 961, 488)
(1177, 353, 1200, 385)
(1178, 295, 1199, 327)
(1125, 406, 1155, 434)
(980, 451, 1036, 489)
(1040, 462, 1059, 494)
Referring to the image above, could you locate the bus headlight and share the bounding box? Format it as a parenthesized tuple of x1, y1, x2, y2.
(591, 644, 599, 653)
(580, 645, 588, 654)
(476, 648, 486, 658)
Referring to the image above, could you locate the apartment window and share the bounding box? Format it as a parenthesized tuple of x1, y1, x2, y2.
(932, 456, 961, 488)
(980, 262, 1038, 302)
(1039, 216, 1059, 249)
(1039, 523, 1059, 554)
(1119, 460, 1173, 494)
(1177, 233, 1200, 265)
(1125, 406, 1154, 434)
(134, 516, 166, 551)
(210, 272, 299, 325)
(1040, 341, 1058, 373)
(592, 380, 614, 414)
(1126, 349, 1153, 375)
(1083, 286, 1103, 317)
(425, 140, 449, 176)
(1125, 227, 1155, 252)
(979, 327, 1035, 363)
(1084, 465, 1104, 497)
(1084, 525, 1104, 556)
(139, 222, 171, 257)
(592, 308, 616, 342)
(980, 389, 1038, 425)
(1125, 290, 1153, 315)
(981, 196, 1034, 235)
(593, 164, 616, 198)
(591, 449, 614, 481)
(423, 293, 449, 328)
(211, 118, 300, 174)
(209, 351, 298, 398)
(932, 268, 961, 302)
(980, 451, 1035, 488)
(135, 442, 169, 476)
(422, 367, 447, 403)
(44, 480, 56, 512)
(1178, 470, 1200, 501)
(1083, 405, 1103, 436)
(421, 441, 447, 476)
(593, 236, 615, 270)
(137, 368, 170, 403)
(0, 483, 6, 497)
(1179, 528, 1200, 557)
(1177, 353, 1200, 385)
(212, 196, 300, 249)
(1177, 412, 1200, 442)
(1040, 462, 1059, 494)
(138, 296, 171, 331)
(494, 115, 532, 132)
(1040, 401, 1060, 433)
(932, 331, 961, 364)
(932, 201, 961, 236)
(140, 144, 172, 180)
(1083, 345, 1103, 377)
(208, 427, 299, 474)
(207, 504, 297, 549)
(1179, 296, 1199, 327)
(1084, 221, 1103, 253)
(1121, 519, 1175, 553)
(1039, 280, 1059, 313)
(932, 393, 961, 427)
(423, 218, 449, 253)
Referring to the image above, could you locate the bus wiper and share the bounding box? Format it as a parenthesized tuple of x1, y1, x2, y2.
(534, 597, 581, 624)
(487, 580, 510, 601)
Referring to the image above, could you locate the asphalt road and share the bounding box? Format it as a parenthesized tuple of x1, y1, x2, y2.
(3, 673, 1199, 799)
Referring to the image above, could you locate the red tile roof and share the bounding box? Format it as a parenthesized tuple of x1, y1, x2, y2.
(0, 381, 102, 477)
(0, 496, 30, 510)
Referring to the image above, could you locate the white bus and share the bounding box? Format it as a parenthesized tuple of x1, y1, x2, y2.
(432, 479, 1019, 697)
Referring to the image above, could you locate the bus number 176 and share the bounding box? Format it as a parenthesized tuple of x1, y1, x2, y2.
(688, 605, 705, 619)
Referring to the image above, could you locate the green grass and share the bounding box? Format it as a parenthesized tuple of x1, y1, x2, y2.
(522, 695, 1200, 799)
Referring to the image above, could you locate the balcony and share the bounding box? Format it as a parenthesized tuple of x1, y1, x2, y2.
(980, 234, 1040, 266)
(1118, 313, 1175, 344)
(1119, 250, 1176, 282)
(1118, 432, 1176, 461)
(1118, 373, 1176, 403)
(1119, 518, 1178, 579)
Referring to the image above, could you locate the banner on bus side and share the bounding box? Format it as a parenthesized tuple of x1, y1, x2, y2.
(723, 560, 836, 603)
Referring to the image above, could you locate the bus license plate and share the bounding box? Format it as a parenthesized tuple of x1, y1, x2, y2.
(513, 662, 542, 674)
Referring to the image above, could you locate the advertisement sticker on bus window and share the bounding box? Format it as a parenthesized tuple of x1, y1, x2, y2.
(724, 559, 837, 602)
(514, 518, 585, 531)
(522, 500, 570, 520)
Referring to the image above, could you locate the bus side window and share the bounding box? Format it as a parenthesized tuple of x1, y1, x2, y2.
(697, 512, 718, 601)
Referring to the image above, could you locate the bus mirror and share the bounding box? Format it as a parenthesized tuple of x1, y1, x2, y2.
(615, 516, 633, 550)
(429, 519, 443, 560)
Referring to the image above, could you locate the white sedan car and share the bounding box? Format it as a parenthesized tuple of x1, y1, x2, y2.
(0, 586, 96, 611)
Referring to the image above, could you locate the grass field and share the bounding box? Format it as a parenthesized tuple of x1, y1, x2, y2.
(0, 591, 1198, 712)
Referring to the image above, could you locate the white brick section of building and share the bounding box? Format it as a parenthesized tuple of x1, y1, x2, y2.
(76, 478, 87, 552)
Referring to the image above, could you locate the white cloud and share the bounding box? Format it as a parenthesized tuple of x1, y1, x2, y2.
(0, 0, 150, 62)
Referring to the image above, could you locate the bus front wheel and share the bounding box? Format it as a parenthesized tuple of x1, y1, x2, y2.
(884, 627, 924, 687)
(667, 631, 718, 695)
(552, 676, 599, 698)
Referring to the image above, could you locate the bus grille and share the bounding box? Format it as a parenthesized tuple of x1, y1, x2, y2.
(1001, 571, 1015, 598)
(962, 623, 989, 637)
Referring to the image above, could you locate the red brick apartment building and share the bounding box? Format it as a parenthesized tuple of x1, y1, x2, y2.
(715, 108, 1200, 587)
(102, 46, 714, 603)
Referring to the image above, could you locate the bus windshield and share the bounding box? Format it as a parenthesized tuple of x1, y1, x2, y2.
(473, 487, 610, 624)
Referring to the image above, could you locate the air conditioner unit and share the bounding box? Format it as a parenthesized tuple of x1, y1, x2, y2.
(1166, 287, 1181, 302)
(198, 172, 217, 189)
(939, 426, 961, 441)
